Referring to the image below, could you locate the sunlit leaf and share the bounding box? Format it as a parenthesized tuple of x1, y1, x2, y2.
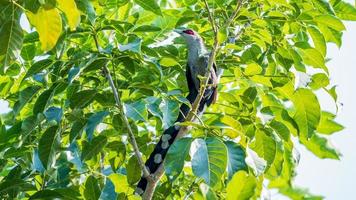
(26, 8, 62, 51)
(191, 137, 227, 187)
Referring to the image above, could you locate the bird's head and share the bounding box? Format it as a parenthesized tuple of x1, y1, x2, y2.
(174, 28, 203, 46)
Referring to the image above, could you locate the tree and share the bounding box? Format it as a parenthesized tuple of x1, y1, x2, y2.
(0, 0, 354, 199)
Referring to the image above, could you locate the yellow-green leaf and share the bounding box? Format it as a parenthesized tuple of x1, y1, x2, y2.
(57, 0, 81, 30)
(315, 14, 346, 31)
(226, 171, 257, 200)
(26, 8, 62, 51)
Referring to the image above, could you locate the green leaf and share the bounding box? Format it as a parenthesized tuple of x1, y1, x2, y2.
(319, 24, 342, 47)
(118, 38, 142, 53)
(133, 25, 161, 32)
(292, 89, 321, 139)
(44, 107, 63, 123)
(20, 44, 36, 61)
(160, 99, 179, 129)
(225, 141, 247, 180)
(57, 0, 81, 30)
(24, 59, 53, 79)
(333, 1, 356, 20)
(301, 133, 341, 159)
(165, 138, 193, 180)
(83, 57, 108, 73)
(26, 7, 62, 51)
(33, 89, 54, 114)
(14, 86, 41, 114)
(106, 141, 126, 171)
(299, 48, 327, 71)
(69, 89, 97, 109)
(191, 137, 227, 187)
(307, 26, 326, 56)
(312, 0, 335, 15)
(84, 176, 101, 200)
(133, 0, 162, 15)
(124, 100, 147, 121)
(245, 148, 266, 176)
(0, 19, 23, 72)
(108, 173, 132, 194)
(226, 171, 257, 200)
(317, 111, 344, 134)
(160, 57, 180, 67)
(85, 111, 109, 141)
(309, 73, 329, 90)
(251, 130, 276, 167)
(0, 179, 34, 194)
(38, 126, 60, 169)
(269, 120, 290, 141)
(126, 156, 141, 185)
(314, 14, 346, 31)
(81, 135, 108, 161)
(30, 188, 81, 200)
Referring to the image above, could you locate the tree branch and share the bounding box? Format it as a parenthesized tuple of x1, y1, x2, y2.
(92, 33, 152, 180)
(142, 1, 245, 199)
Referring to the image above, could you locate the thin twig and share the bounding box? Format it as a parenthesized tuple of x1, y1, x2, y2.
(91, 33, 152, 180)
(224, 0, 244, 28)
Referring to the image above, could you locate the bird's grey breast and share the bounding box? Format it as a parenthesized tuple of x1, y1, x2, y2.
(188, 55, 209, 90)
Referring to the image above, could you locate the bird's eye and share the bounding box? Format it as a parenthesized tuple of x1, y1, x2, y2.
(183, 29, 195, 35)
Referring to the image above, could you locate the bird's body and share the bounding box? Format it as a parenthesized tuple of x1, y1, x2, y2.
(136, 29, 218, 195)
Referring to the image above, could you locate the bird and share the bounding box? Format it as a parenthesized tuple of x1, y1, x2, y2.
(135, 28, 218, 195)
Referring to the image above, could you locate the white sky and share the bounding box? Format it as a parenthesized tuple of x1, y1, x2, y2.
(0, 3, 355, 199)
(293, 20, 356, 199)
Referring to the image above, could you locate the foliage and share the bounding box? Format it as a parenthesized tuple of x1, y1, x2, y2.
(0, 0, 353, 199)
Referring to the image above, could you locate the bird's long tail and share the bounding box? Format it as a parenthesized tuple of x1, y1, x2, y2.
(135, 87, 216, 194)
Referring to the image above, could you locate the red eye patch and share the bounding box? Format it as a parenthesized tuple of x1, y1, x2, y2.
(183, 29, 195, 35)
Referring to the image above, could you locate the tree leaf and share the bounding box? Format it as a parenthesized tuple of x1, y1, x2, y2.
(133, 25, 161, 32)
(314, 14, 345, 31)
(160, 99, 179, 129)
(108, 173, 132, 194)
(57, 0, 81, 30)
(226, 171, 257, 200)
(307, 26, 326, 56)
(124, 100, 147, 122)
(299, 48, 327, 72)
(0, 19, 23, 72)
(317, 111, 344, 134)
(81, 135, 107, 161)
(191, 137, 227, 187)
(69, 89, 97, 109)
(85, 111, 109, 141)
(301, 133, 341, 159)
(292, 89, 321, 139)
(84, 176, 101, 200)
(26, 7, 62, 51)
(118, 38, 142, 53)
(33, 89, 54, 114)
(133, 0, 162, 15)
(126, 156, 141, 185)
(251, 129, 276, 168)
(165, 137, 193, 180)
(245, 148, 267, 176)
(44, 107, 63, 123)
(333, 1, 356, 20)
(13, 86, 41, 114)
(225, 141, 248, 180)
(24, 59, 53, 79)
(38, 126, 60, 169)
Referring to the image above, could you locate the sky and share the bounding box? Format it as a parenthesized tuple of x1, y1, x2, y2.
(292, 19, 356, 199)
(1, 4, 356, 200)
